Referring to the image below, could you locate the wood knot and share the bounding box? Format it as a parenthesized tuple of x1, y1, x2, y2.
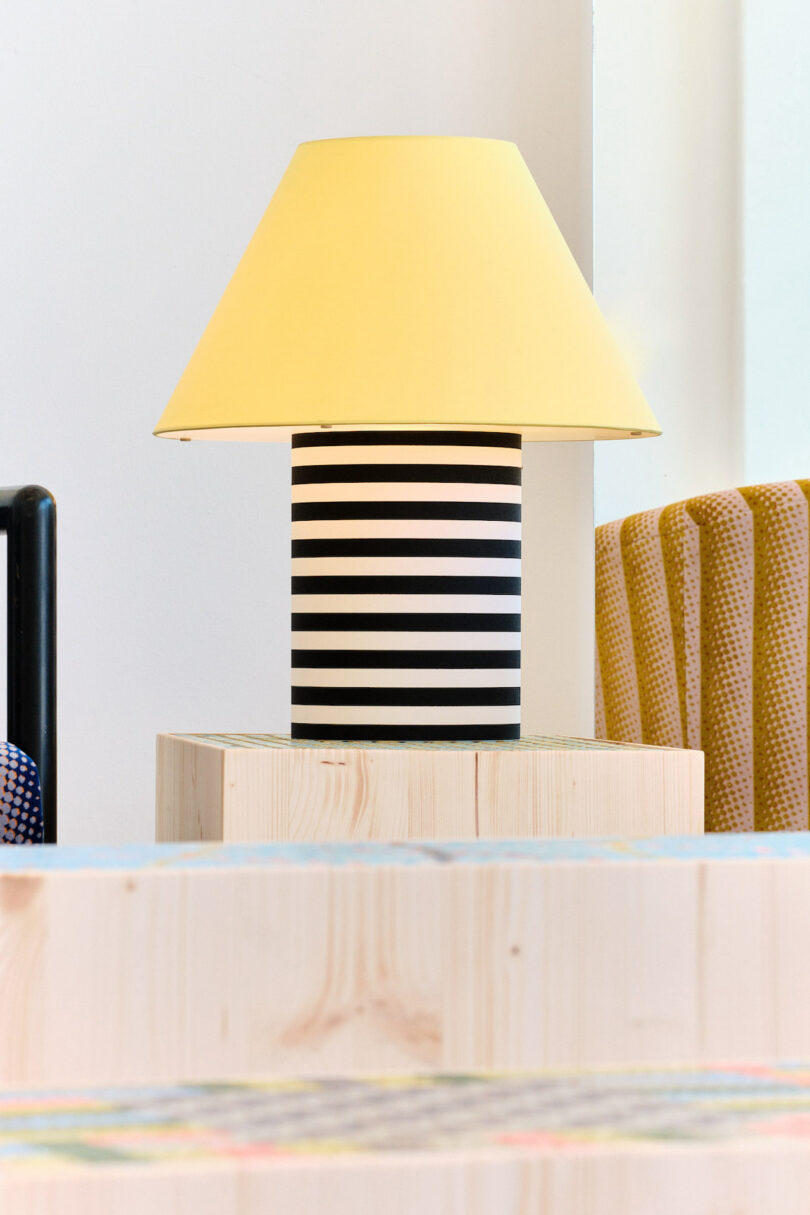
(0, 875, 43, 915)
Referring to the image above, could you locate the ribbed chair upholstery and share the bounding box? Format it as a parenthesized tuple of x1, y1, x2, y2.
(596, 480, 810, 831)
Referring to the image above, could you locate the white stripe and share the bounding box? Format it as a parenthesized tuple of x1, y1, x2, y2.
(292, 557, 521, 578)
(292, 594, 520, 614)
(292, 631, 520, 650)
(290, 668, 521, 688)
(292, 444, 522, 468)
(291, 704, 521, 727)
(292, 483, 522, 504)
(291, 519, 522, 541)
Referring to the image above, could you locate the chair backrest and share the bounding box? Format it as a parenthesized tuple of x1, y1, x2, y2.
(0, 486, 56, 842)
(596, 480, 810, 831)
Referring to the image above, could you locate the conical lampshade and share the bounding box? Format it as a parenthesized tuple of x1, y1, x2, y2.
(155, 136, 659, 441)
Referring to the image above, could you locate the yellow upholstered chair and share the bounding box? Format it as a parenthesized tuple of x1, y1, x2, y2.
(595, 480, 810, 831)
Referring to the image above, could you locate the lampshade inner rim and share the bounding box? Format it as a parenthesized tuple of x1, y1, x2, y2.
(155, 422, 660, 442)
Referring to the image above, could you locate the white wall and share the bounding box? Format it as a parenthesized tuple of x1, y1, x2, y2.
(593, 0, 744, 524)
(2, 0, 595, 841)
(743, 0, 810, 484)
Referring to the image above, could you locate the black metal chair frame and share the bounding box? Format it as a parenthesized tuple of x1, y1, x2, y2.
(0, 486, 56, 842)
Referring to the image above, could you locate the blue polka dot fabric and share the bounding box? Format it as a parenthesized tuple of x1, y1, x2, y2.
(0, 742, 44, 844)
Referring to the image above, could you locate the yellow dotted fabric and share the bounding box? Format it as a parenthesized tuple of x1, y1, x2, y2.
(595, 520, 643, 742)
(596, 481, 810, 832)
(621, 507, 683, 748)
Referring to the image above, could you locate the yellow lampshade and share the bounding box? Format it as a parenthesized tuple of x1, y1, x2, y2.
(155, 136, 660, 441)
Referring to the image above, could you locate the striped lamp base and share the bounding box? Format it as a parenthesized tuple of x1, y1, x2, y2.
(291, 430, 521, 742)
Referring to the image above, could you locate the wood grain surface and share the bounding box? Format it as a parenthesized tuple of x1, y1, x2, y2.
(156, 733, 704, 841)
(0, 838, 805, 1087)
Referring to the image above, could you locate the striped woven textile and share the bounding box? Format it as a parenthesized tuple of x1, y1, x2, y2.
(596, 480, 810, 831)
(291, 430, 522, 742)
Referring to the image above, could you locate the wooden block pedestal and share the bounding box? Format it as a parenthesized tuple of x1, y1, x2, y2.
(156, 733, 704, 842)
(1, 835, 809, 1088)
(4, 1065, 810, 1215)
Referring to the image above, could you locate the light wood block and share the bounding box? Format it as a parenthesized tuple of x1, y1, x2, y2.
(156, 733, 704, 841)
(1, 836, 809, 1087)
(3, 1066, 810, 1214)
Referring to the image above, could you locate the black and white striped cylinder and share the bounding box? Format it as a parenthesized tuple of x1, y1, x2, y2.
(291, 430, 521, 742)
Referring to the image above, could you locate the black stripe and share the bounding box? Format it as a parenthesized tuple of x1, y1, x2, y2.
(292, 464, 521, 486)
(292, 539, 520, 559)
(292, 687, 520, 707)
(292, 431, 522, 450)
(292, 649, 521, 669)
(292, 576, 521, 596)
(292, 501, 521, 523)
(291, 723, 521, 741)
(292, 613, 521, 632)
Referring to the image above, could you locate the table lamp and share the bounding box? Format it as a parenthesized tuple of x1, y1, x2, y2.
(155, 136, 659, 743)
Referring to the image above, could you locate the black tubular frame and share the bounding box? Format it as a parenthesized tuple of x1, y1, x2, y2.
(0, 487, 56, 842)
